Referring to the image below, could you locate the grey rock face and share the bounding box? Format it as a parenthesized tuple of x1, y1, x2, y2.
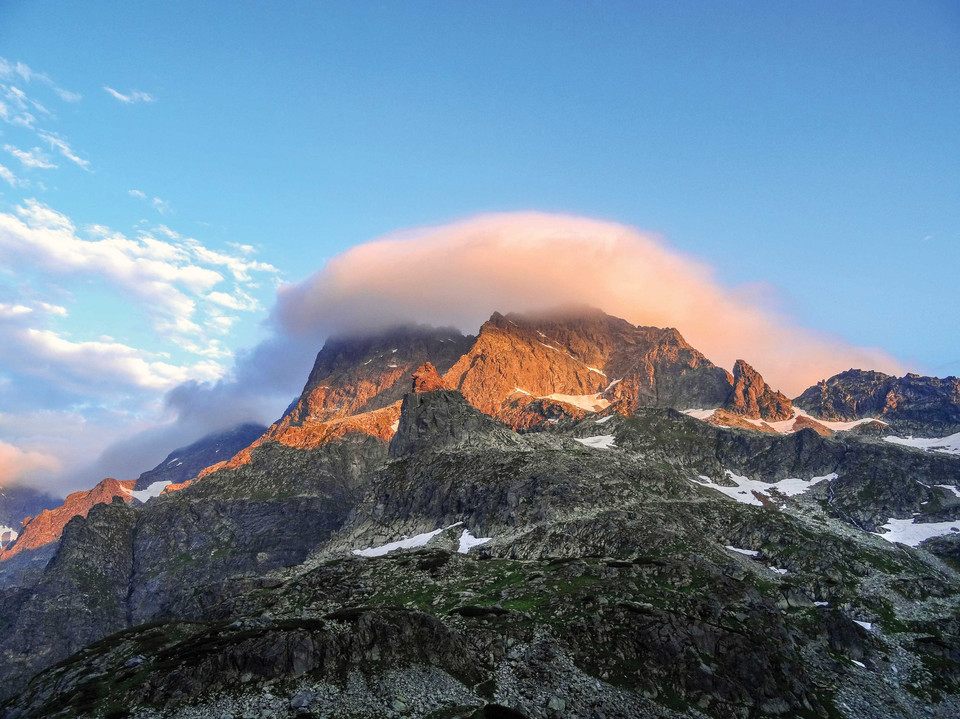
(133, 423, 267, 492)
(389, 389, 528, 458)
(0, 485, 61, 538)
(795, 369, 960, 436)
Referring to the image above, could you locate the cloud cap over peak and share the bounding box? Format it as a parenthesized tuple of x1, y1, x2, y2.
(275, 212, 902, 395)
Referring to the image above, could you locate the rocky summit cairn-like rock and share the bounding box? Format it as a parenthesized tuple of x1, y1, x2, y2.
(723, 359, 793, 421)
(411, 362, 445, 393)
(389, 385, 526, 458)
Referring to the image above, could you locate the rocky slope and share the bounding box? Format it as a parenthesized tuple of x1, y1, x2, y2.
(795, 369, 960, 437)
(4, 310, 960, 718)
(3, 373, 960, 718)
(179, 309, 796, 492)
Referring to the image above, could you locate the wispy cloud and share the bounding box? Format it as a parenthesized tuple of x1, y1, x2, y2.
(103, 86, 155, 104)
(0, 57, 80, 104)
(0, 200, 276, 360)
(38, 132, 89, 170)
(0, 162, 20, 187)
(129, 189, 172, 214)
(0, 302, 33, 318)
(4, 144, 56, 169)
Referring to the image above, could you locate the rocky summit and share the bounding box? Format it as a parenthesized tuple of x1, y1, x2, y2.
(2, 307, 960, 719)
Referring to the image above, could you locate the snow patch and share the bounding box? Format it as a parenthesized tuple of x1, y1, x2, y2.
(575, 435, 616, 450)
(458, 529, 492, 554)
(815, 601, 829, 607)
(724, 546, 759, 557)
(602, 378, 622, 392)
(166, 457, 180, 465)
(936, 484, 960, 498)
(851, 660, 865, 668)
(544, 393, 610, 412)
(132, 481, 171, 503)
(691, 471, 838, 507)
(884, 432, 960, 456)
(769, 566, 788, 575)
(353, 522, 463, 557)
(854, 620, 873, 632)
(683, 409, 718, 420)
(686, 407, 886, 434)
(873, 518, 960, 547)
(595, 415, 614, 425)
(389, 420, 400, 432)
(0, 525, 19, 541)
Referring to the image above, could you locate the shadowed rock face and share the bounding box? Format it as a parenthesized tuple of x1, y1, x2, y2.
(389, 387, 527, 459)
(132, 423, 267, 492)
(722, 359, 793, 421)
(5, 392, 960, 717)
(795, 369, 960, 435)
(0, 486, 60, 541)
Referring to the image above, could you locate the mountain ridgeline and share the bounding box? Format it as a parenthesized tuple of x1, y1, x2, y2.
(2, 307, 960, 719)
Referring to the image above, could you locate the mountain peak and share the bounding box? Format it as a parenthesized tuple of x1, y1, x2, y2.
(0, 477, 136, 560)
(723, 359, 793, 421)
(411, 362, 445, 393)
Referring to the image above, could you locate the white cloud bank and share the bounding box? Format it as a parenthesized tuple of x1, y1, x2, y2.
(276, 212, 903, 394)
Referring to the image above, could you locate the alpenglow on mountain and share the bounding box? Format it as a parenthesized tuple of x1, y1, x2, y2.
(2, 307, 959, 719)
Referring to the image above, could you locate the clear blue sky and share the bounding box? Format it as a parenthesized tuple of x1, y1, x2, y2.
(0, 1, 958, 492)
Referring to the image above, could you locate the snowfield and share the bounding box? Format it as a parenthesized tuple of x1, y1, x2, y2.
(873, 517, 960, 547)
(692, 471, 838, 507)
(684, 407, 886, 434)
(353, 522, 493, 557)
(884, 432, 960, 456)
(132, 481, 170, 503)
(575, 435, 616, 450)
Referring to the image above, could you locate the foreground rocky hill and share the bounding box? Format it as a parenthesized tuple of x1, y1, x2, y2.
(2, 308, 960, 719)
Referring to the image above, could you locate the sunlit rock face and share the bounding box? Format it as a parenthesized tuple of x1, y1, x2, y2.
(723, 359, 794, 421)
(444, 307, 737, 428)
(0, 477, 136, 560)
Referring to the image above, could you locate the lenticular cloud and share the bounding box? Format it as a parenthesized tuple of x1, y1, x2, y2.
(275, 212, 901, 395)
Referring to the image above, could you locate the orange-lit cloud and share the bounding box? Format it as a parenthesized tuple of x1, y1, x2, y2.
(0, 439, 60, 486)
(276, 212, 903, 395)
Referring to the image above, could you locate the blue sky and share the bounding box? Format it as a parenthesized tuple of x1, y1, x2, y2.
(0, 1, 957, 494)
